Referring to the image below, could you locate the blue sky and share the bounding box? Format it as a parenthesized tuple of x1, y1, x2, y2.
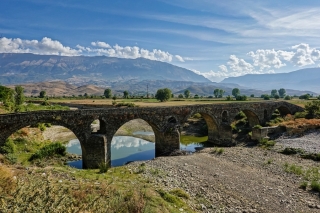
(1, 0, 320, 82)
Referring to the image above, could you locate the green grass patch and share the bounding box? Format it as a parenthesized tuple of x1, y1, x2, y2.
(259, 138, 276, 149)
(180, 135, 208, 146)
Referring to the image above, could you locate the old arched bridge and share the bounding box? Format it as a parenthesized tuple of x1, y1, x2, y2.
(0, 101, 303, 169)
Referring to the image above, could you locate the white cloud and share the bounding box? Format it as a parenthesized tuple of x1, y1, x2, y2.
(175, 55, 184, 62)
(227, 55, 254, 72)
(0, 37, 183, 62)
(247, 49, 286, 70)
(0, 37, 80, 56)
(91, 41, 111, 48)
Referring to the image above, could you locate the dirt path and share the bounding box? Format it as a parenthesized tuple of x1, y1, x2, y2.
(128, 146, 320, 212)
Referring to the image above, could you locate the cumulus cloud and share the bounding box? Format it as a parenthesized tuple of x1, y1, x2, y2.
(227, 55, 254, 72)
(0, 37, 80, 56)
(91, 41, 111, 49)
(0, 37, 184, 63)
(247, 49, 286, 70)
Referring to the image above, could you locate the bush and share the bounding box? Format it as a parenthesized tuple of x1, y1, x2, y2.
(29, 142, 66, 161)
(0, 165, 17, 193)
(294, 111, 308, 119)
(0, 139, 17, 154)
(236, 95, 247, 101)
(284, 95, 291, 100)
(37, 123, 46, 131)
(310, 181, 320, 192)
(305, 100, 320, 118)
(225, 95, 232, 101)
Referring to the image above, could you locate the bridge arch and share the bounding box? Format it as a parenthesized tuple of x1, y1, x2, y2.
(110, 118, 156, 166)
(184, 110, 219, 142)
(241, 109, 261, 127)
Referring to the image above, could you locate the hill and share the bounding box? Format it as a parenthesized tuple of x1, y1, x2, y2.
(0, 53, 210, 85)
(221, 68, 320, 93)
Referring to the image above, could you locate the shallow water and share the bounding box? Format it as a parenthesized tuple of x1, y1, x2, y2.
(66, 132, 207, 168)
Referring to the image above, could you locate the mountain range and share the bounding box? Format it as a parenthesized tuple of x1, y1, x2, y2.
(0, 53, 209, 85)
(221, 68, 320, 93)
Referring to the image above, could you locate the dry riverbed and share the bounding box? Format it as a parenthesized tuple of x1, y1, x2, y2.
(127, 139, 320, 212)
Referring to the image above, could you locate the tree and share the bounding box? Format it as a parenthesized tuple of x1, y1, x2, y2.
(232, 88, 240, 98)
(278, 88, 286, 98)
(299, 94, 310, 100)
(178, 94, 183, 98)
(104, 88, 112, 98)
(15, 86, 25, 106)
(184, 90, 190, 99)
(213, 89, 219, 98)
(250, 94, 254, 97)
(155, 88, 172, 102)
(123, 90, 129, 99)
(263, 95, 270, 100)
(236, 95, 247, 101)
(274, 94, 280, 99)
(194, 94, 199, 99)
(218, 89, 225, 98)
(271, 89, 278, 98)
(39, 90, 46, 98)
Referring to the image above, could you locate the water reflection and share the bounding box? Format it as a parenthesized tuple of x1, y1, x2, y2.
(66, 133, 208, 169)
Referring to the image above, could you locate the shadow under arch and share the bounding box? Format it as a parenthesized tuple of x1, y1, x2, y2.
(185, 111, 220, 142)
(241, 109, 261, 127)
(110, 118, 157, 166)
(275, 105, 292, 116)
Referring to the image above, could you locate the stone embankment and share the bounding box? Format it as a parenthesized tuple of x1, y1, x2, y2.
(127, 131, 320, 213)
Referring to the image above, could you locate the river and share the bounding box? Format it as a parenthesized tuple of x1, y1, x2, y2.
(66, 131, 207, 168)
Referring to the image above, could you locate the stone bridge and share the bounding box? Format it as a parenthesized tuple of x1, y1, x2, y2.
(0, 101, 303, 169)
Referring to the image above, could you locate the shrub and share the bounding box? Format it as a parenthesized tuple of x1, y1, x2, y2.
(0, 139, 17, 154)
(310, 181, 320, 192)
(281, 147, 304, 155)
(29, 142, 66, 161)
(225, 95, 232, 101)
(253, 125, 262, 129)
(5, 153, 17, 164)
(305, 100, 320, 118)
(236, 95, 247, 101)
(294, 111, 308, 119)
(192, 113, 202, 119)
(259, 138, 276, 148)
(299, 94, 310, 100)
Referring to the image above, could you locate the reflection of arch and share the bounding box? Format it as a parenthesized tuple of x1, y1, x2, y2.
(222, 111, 228, 123)
(241, 109, 260, 127)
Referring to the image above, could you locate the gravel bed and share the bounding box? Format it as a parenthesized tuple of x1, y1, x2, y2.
(275, 130, 320, 153)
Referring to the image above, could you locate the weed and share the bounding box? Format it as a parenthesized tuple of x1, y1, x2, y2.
(0, 165, 16, 193)
(158, 189, 183, 206)
(5, 153, 18, 164)
(211, 147, 224, 155)
(281, 147, 305, 155)
(98, 161, 110, 173)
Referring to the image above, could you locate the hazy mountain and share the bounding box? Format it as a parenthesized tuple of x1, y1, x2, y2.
(221, 68, 320, 93)
(0, 53, 210, 84)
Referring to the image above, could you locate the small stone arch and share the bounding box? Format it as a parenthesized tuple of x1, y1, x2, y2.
(222, 110, 229, 123)
(277, 105, 292, 116)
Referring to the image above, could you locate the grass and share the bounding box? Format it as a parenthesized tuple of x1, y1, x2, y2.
(0, 163, 195, 213)
(284, 163, 303, 175)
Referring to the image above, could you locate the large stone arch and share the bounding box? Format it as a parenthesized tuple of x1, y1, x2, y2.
(241, 109, 261, 127)
(184, 110, 220, 142)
